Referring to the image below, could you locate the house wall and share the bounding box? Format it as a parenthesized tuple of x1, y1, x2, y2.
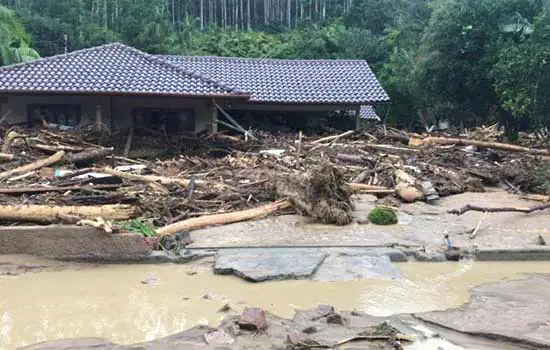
(1, 94, 216, 133)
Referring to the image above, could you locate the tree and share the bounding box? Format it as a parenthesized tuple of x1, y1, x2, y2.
(0, 5, 39, 65)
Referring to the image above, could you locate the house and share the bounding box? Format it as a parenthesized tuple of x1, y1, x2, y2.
(0, 43, 389, 134)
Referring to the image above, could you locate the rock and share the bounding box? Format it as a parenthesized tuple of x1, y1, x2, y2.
(286, 331, 307, 345)
(326, 312, 344, 325)
(175, 230, 193, 245)
(203, 329, 234, 345)
(238, 307, 267, 331)
(141, 275, 158, 285)
(537, 235, 546, 246)
(302, 326, 318, 334)
(214, 248, 328, 282)
(314, 253, 400, 281)
(218, 303, 232, 313)
(412, 250, 447, 262)
(186, 271, 197, 276)
(202, 294, 212, 300)
(396, 186, 424, 203)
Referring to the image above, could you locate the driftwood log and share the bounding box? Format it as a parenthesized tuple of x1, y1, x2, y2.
(410, 136, 550, 155)
(450, 203, 550, 215)
(0, 151, 65, 180)
(157, 199, 292, 236)
(0, 183, 121, 195)
(65, 147, 114, 164)
(0, 204, 136, 223)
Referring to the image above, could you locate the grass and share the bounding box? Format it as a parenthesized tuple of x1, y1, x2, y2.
(121, 219, 157, 237)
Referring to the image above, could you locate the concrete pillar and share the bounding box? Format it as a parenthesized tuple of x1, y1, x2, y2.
(355, 110, 362, 131)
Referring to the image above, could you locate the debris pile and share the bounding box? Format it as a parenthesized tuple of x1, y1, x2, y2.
(0, 123, 548, 236)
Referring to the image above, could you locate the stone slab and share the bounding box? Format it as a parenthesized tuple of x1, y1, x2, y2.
(314, 252, 400, 281)
(417, 274, 550, 347)
(475, 248, 550, 261)
(214, 248, 328, 282)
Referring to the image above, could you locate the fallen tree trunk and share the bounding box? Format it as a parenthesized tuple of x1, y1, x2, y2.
(65, 147, 114, 164)
(410, 136, 550, 155)
(157, 199, 292, 236)
(336, 153, 367, 164)
(450, 203, 550, 215)
(0, 204, 136, 223)
(32, 143, 86, 153)
(364, 143, 420, 154)
(0, 151, 65, 180)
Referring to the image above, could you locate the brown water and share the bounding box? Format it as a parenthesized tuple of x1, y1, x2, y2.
(2, 260, 550, 349)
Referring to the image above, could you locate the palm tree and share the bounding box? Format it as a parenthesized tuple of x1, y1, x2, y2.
(0, 6, 40, 66)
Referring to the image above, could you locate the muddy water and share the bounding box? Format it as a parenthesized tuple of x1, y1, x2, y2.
(2, 261, 550, 349)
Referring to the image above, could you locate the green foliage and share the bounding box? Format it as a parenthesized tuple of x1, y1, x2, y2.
(122, 219, 157, 237)
(368, 207, 398, 225)
(0, 5, 39, 65)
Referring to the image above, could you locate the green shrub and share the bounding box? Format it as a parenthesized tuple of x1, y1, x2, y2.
(368, 207, 398, 225)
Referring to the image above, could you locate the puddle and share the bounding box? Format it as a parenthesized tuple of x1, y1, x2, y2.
(2, 261, 550, 349)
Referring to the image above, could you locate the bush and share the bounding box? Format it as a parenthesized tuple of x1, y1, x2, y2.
(368, 207, 398, 225)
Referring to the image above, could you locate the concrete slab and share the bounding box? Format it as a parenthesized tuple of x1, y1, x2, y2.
(314, 253, 400, 281)
(213, 248, 328, 282)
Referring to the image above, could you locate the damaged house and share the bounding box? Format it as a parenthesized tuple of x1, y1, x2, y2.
(0, 43, 388, 134)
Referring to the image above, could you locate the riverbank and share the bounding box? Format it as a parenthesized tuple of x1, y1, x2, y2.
(2, 259, 549, 349)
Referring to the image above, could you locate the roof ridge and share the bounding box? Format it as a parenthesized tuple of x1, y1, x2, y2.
(161, 54, 369, 64)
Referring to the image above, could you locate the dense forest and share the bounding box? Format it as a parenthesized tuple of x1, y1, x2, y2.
(1, 0, 550, 134)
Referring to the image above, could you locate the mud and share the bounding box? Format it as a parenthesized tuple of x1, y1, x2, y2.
(3, 261, 550, 349)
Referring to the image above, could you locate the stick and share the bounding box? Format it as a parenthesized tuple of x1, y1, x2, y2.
(0, 184, 121, 195)
(0, 151, 65, 180)
(0, 204, 135, 223)
(7, 171, 35, 183)
(157, 199, 292, 236)
(123, 126, 134, 158)
(410, 136, 550, 155)
(312, 130, 354, 144)
(470, 211, 488, 239)
(347, 183, 394, 193)
(364, 143, 420, 154)
(450, 203, 550, 215)
(32, 144, 86, 153)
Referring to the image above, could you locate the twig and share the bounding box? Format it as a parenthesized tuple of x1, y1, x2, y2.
(470, 211, 488, 239)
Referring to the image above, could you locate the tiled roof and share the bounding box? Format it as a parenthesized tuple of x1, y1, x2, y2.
(359, 105, 381, 121)
(0, 43, 244, 97)
(161, 55, 389, 104)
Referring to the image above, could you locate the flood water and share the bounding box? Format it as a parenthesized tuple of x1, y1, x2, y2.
(2, 260, 550, 349)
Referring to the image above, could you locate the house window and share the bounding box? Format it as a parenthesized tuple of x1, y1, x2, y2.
(28, 104, 81, 127)
(132, 108, 195, 133)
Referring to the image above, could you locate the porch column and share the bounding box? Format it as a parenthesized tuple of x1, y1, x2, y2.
(95, 103, 103, 131)
(355, 109, 361, 131)
(211, 104, 218, 133)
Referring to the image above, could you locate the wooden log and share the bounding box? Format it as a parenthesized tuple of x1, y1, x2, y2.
(364, 143, 420, 154)
(450, 203, 550, 215)
(0, 183, 121, 195)
(0, 153, 14, 162)
(65, 147, 114, 164)
(102, 167, 232, 190)
(157, 199, 292, 236)
(312, 130, 354, 144)
(348, 184, 396, 195)
(32, 143, 86, 153)
(336, 153, 367, 164)
(1, 131, 24, 154)
(123, 126, 134, 158)
(410, 136, 550, 155)
(0, 151, 65, 180)
(0, 204, 135, 223)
